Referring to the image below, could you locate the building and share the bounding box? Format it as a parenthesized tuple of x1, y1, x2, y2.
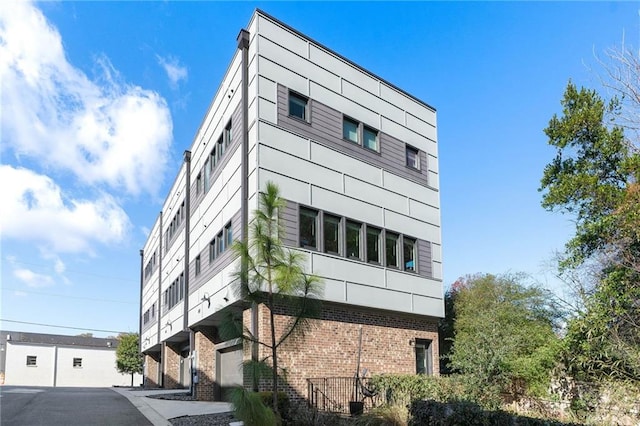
(139, 9, 443, 402)
(0, 331, 142, 387)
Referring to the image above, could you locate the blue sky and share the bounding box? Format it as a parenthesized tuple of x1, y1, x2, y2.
(1, 1, 637, 337)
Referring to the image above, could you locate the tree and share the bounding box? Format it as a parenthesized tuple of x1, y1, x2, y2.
(116, 333, 143, 387)
(540, 82, 640, 383)
(222, 182, 322, 420)
(447, 274, 561, 404)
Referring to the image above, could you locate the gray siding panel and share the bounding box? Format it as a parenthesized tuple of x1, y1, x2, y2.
(276, 84, 429, 187)
(189, 209, 242, 294)
(281, 200, 297, 247)
(417, 240, 432, 278)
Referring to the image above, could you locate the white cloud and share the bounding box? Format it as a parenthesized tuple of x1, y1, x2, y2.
(14, 291, 28, 297)
(0, 1, 173, 196)
(0, 165, 131, 254)
(157, 55, 188, 88)
(14, 268, 54, 288)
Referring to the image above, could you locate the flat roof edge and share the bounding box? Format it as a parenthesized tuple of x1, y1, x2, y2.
(254, 8, 437, 113)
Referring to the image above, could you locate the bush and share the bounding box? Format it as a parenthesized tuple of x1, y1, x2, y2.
(353, 404, 408, 426)
(230, 388, 277, 426)
(369, 374, 501, 410)
(258, 391, 290, 422)
(409, 400, 584, 426)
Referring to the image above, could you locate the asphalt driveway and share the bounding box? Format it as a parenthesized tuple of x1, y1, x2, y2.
(0, 386, 153, 426)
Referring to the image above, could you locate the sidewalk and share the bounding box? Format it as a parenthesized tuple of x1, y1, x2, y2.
(113, 388, 233, 426)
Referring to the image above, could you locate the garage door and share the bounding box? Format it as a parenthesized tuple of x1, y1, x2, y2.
(217, 345, 243, 400)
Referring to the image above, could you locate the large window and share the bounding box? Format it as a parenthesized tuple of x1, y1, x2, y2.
(386, 232, 399, 268)
(366, 226, 381, 264)
(404, 237, 416, 272)
(26, 355, 37, 366)
(323, 214, 341, 255)
(343, 117, 379, 152)
(299, 208, 318, 249)
(224, 120, 232, 148)
(209, 238, 217, 262)
(415, 339, 433, 375)
(196, 173, 202, 194)
(225, 222, 233, 248)
(343, 117, 359, 143)
(217, 230, 225, 254)
(406, 145, 420, 169)
(204, 159, 210, 190)
(363, 126, 379, 152)
(289, 92, 308, 121)
(346, 221, 362, 260)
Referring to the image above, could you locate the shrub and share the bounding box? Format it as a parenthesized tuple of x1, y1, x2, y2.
(230, 388, 277, 426)
(369, 374, 501, 409)
(258, 391, 290, 422)
(409, 400, 584, 426)
(353, 404, 408, 426)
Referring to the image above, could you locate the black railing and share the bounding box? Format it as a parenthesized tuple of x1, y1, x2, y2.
(307, 377, 382, 414)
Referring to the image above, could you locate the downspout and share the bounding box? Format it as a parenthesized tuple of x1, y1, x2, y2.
(183, 150, 192, 395)
(139, 250, 144, 344)
(158, 211, 164, 387)
(183, 150, 191, 332)
(237, 28, 257, 392)
(139, 249, 144, 386)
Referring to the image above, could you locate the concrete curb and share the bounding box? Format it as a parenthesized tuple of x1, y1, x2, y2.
(112, 388, 171, 426)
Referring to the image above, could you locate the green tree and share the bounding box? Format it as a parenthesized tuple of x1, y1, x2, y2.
(540, 82, 640, 383)
(116, 333, 143, 387)
(448, 274, 561, 404)
(222, 182, 322, 421)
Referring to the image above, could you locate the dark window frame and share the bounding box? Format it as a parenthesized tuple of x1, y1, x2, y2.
(288, 91, 309, 122)
(73, 357, 83, 368)
(26, 355, 37, 366)
(345, 220, 362, 260)
(406, 145, 420, 170)
(299, 207, 319, 250)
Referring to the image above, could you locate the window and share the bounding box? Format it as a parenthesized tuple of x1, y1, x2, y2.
(299, 208, 318, 249)
(73, 358, 82, 368)
(346, 221, 362, 260)
(217, 231, 225, 254)
(363, 126, 378, 152)
(343, 117, 359, 143)
(196, 173, 202, 194)
(404, 237, 416, 272)
(386, 232, 399, 268)
(151, 303, 155, 319)
(195, 255, 201, 276)
(225, 120, 232, 148)
(415, 339, 433, 375)
(225, 222, 233, 248)
(366, 226, 381, 264)
(143, 309, 150, 324)
(209, 238, 217, 262)
(179, 273, 184, 301)
(204, 159, 210, 191)
(26, 355, 37, 366)
(406, 145, 420, 169)
(210, 144, 218, 169)
(323, 214, 341, 255)
(217, 134, 225, 160)
(289, 92, 308, 121)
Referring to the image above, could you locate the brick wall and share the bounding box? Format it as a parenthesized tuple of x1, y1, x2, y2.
(194, 328, 217, 401)
(144, 353, 161, 388)
(163, 343, 182, 389)
(249, 302, 439, 401)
